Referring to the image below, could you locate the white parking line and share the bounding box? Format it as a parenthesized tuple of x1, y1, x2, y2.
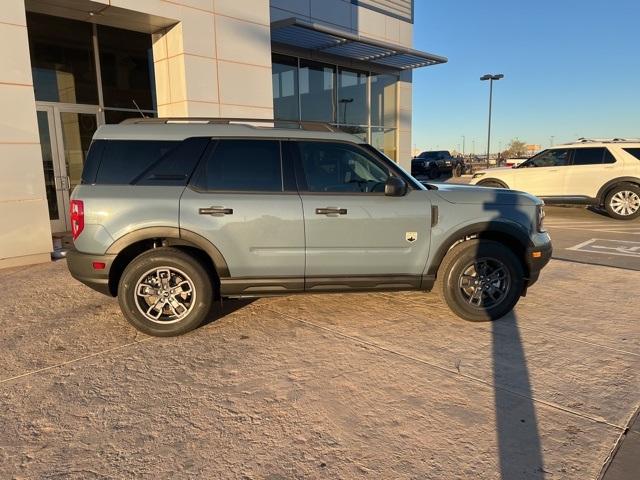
(567, 238, 640, 258)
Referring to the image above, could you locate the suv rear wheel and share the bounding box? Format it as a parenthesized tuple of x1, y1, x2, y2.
(604, 184, 640, 220)
(436, 239, 524, 321)
(118, 247, 213, 336)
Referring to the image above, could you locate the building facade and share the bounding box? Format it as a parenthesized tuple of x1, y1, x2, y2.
(0, 0, 445, 269)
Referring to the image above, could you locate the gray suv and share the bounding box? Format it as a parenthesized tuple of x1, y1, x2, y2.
(67, 119, 552, 336)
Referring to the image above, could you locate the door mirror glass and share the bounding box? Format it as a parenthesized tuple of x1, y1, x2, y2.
(385, 176, 407, 197)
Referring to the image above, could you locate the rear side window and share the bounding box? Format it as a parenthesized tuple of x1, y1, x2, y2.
(135, 137, 210, 186)
(193, 140, 282, 192)
(94, 140, 179, 184)
(624, 148, 640, 161)
(572, 147, 605, 165)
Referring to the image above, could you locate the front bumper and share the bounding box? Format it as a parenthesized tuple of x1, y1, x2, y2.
(524, 237, 553, 288)
(66, 248, 116, 296)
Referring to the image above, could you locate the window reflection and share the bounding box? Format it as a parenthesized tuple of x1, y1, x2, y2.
(299, 60, 335, 122)
(272, 55, 299, 121)
(98, 25, 155, 110)
(338, 68, 368, 126)
(27, 13, 98, 104)
(371, 127, 397, 160)
(371, 74, 397, 127)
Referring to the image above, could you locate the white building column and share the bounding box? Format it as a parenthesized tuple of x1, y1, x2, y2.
(398, 70, 413, 171)
(0, 0, 52, 269)
(151, 0, 273, 119)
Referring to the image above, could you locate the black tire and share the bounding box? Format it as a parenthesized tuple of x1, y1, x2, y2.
(435, 239, 524, 322)
(478, 180, 508, 189)
(453, 164, 463, 178)
(118, 247, 214, 336)
(604, 183, 640, 220)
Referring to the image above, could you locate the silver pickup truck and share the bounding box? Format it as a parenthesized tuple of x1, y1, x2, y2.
(67, 119, 552, 336)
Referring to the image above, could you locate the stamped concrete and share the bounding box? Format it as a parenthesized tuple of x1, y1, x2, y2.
(0, 259, 638, 479)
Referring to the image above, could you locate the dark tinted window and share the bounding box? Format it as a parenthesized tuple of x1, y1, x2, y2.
(572, 148, 605, 165)
(297, 142, 389, 193)
(299, 60, 335, 122)
(95, 140, 179, 184)
(624, 148, 640, 161)
(272, 54, 298, 121)
(196, 140, 282, 191)
(98, 25, 155, 110)
(27, 13, 98, 104)
(136, 138, 210, 186)
(525, 149, 570, 167)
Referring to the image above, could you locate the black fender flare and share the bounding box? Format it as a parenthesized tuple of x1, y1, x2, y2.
(596, 177, 640, 203)
(426, 220, 532, 277)
(105, 226, 230, 278)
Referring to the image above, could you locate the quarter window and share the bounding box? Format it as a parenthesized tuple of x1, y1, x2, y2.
(572, 148, 605, 165)
(94, 140, 179, 184)
(196, 140, 282, 192)
(296, 142, 389, 193)
(624, 148, 640, 161)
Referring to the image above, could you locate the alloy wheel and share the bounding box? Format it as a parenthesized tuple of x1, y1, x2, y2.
(134, 267, 196, 324)
(609, 190, 640, 216)
(458, 258, 511, 309)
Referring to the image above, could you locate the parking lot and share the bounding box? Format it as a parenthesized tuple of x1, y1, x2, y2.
(1, 254, 638, 479)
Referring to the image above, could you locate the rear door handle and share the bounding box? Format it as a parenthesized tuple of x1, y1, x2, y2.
(316, 207, 347, 216)
(199, 206, 233, 216)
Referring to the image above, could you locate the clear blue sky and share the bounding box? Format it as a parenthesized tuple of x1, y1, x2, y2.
(412, 0, 640, 154)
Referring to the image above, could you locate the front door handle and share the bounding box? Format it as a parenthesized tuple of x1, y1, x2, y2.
(316, 207, 347, 216)
(199, 206, 233, 216)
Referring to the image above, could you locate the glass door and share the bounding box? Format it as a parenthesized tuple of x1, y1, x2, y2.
(36, 103, 99, 233)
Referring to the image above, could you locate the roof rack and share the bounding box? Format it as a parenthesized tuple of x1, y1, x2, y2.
(119, 117, 339, 132)
(571, 137, 640, 144)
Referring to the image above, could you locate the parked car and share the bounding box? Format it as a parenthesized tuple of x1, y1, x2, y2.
(67, 118, 552, 336)
(412, 150, 462, 179)
(470, 139, 640, 220)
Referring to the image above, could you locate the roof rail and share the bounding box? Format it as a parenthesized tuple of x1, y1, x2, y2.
(119, 117, 339, 132)
(573, 137, 640, 144)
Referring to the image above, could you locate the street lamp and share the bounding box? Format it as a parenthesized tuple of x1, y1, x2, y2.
(480, 73, 504, 168)
(462, 135, 466, 155)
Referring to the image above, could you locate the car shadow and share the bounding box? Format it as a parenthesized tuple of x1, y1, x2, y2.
(202, 298, 255, 327)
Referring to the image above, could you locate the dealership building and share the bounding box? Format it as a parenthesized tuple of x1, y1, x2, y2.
(0, 0, 446, 269)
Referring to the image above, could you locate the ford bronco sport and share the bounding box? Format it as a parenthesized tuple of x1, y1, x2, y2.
(67, 118, 552, 336)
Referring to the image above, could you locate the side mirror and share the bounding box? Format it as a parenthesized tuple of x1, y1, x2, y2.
(385, 176, 407, 197)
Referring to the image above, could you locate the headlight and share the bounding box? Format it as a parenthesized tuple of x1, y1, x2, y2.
(472, 172, 485, 179)
(536, 205, 546, 232)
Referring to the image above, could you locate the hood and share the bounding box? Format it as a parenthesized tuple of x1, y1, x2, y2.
(431, 183, 541, 206)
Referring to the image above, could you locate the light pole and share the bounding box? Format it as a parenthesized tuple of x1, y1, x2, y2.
(480, 73, 504, 168)
(462, 135, 466, 155)
(550, 135, 555, 147)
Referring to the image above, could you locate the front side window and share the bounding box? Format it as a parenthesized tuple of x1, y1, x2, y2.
(571, 147, 605, 165)
(296, 142, 389, 193)
(195, 140, 282, 192)
(523, 149, 570, 168)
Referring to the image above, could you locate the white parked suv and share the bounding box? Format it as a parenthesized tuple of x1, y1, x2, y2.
(470, 139, 640, 220)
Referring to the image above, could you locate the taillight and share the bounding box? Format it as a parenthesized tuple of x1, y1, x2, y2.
(70, 199, 84, 240)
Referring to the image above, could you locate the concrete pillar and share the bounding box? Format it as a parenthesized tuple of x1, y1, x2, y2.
(152, 0, 273, 119)
(398, 70, 413, 171)
(0, 0, 52, 268)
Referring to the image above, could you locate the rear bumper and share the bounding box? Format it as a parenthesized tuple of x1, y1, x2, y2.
(525, 238, 553, 288)
(66, 249, 116, 296)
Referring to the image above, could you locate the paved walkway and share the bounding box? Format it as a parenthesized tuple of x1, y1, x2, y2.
(0, 259, 638, 479)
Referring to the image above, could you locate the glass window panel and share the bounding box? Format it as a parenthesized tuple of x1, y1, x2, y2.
(335, 125, 368, 143)
(60, 113, 98, 191)
(299, 60, 335, 123)
(371, 74, 397, 127)
(98, 25, 155, 110)
(196, 140, 282, 192)
(27, 13, 98, 104)
(36, 111, 59, 220)
(623, 148, 640, 161)
(297, 142, 389, 193)
(371, 127, 397, 161)
(95, 140, 179, 184)
(524, 149, 570, 168)
(338, 68, 368, 126)
(272, 55, 299, 121)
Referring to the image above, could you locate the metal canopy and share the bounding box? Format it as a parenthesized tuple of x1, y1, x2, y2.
(271, 18, 447, 71)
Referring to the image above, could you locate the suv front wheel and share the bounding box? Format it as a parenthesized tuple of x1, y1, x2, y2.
(436, 239, 524, 321)
(604, 184, 640, 220)
(118, 247, 213, 336)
